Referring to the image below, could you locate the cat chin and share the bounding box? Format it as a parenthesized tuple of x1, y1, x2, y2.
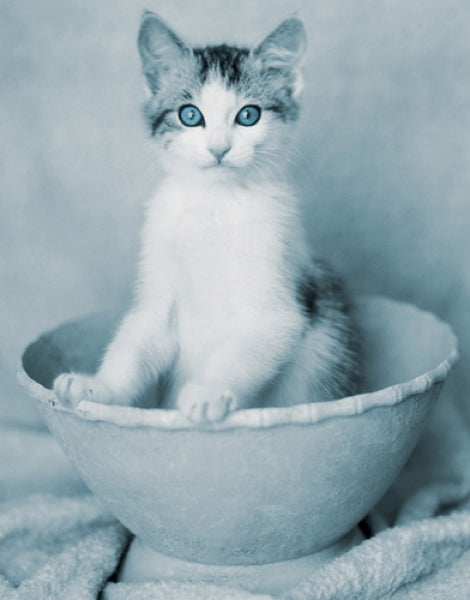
(196, 165, 245, 184)
(161, 159, 249, 180)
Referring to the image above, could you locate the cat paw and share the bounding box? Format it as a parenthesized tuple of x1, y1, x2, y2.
(176, 382, 238, 424)
(53, 373, 111, 409)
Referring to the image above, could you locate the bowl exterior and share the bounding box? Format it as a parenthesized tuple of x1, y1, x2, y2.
(37, 382, 441, 565)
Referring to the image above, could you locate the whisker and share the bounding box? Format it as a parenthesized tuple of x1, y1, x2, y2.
(255, 146, 322, 203)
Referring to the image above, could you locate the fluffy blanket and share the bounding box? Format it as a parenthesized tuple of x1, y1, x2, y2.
(1, 392, 469, 600)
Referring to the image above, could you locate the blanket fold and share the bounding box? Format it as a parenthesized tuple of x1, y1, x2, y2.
(0, 493, 129, 600)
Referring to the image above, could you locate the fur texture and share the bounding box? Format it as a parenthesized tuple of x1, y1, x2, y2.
(53, 12, 359, 424)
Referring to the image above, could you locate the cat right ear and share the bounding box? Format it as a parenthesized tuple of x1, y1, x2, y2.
(138, 11, 191, 94)
(253, 17, 307, 97)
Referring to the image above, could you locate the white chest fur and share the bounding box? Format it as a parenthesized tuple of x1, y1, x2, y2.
(139, 173, 308, 380)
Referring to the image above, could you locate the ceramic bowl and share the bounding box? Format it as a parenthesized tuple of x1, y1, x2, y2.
(19, 295, 458, 568)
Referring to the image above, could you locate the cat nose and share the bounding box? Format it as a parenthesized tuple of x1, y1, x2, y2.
(209, 145, 231, 163)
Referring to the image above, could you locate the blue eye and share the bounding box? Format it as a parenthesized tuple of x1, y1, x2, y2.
(179, 105, 204, 127)
(235, 105, 261, 126)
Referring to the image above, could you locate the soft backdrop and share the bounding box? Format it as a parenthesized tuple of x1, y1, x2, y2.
(1, 0, 469, 426)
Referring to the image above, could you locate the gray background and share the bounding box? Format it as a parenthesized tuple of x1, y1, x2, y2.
(1, 0, 469, 426)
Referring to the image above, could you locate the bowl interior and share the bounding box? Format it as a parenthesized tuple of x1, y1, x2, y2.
(22, 295, 456, 403)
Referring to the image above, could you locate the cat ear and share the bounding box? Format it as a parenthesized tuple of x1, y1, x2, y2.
(138, 11, 191, 93)
(253, 17, 307, 96)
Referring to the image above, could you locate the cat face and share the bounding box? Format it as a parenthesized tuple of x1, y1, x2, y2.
(156, 78, 287, 175)
(138, 13, 307, 177)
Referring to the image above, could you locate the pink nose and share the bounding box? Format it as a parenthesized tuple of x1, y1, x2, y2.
(209, 146, 230, 163)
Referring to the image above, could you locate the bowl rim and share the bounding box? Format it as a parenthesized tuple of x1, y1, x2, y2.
(17, 295, 459, 432)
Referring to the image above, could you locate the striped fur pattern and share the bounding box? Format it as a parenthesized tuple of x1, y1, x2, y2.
(53, 13, 359, 423)
(144, 43, 300, 136)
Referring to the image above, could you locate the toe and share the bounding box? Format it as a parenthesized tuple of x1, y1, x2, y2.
(53, 373, 90, 408)
(189, 400, 209, 424)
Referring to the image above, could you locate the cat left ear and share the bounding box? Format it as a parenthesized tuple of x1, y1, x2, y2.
(252, 17, 307, 97)
(138, 11, 191, 94)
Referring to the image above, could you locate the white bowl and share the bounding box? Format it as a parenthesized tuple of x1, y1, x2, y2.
(19, 295, 458, 571)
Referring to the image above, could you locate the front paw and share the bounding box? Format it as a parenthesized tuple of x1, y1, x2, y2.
(53, 373, 111, 409)
(177, 382, 238, 424)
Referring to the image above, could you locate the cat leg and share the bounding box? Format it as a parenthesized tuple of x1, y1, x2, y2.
(53, 307, 177, 408)
(177, 310, 304, 424)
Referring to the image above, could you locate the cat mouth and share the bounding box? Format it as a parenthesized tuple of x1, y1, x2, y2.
(204, 161, 232, 170)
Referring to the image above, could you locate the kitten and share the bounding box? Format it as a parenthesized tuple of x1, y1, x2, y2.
(53, 12, 359, 424)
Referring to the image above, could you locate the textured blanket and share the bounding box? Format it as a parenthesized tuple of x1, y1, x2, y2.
(1, 391, 469, 599)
